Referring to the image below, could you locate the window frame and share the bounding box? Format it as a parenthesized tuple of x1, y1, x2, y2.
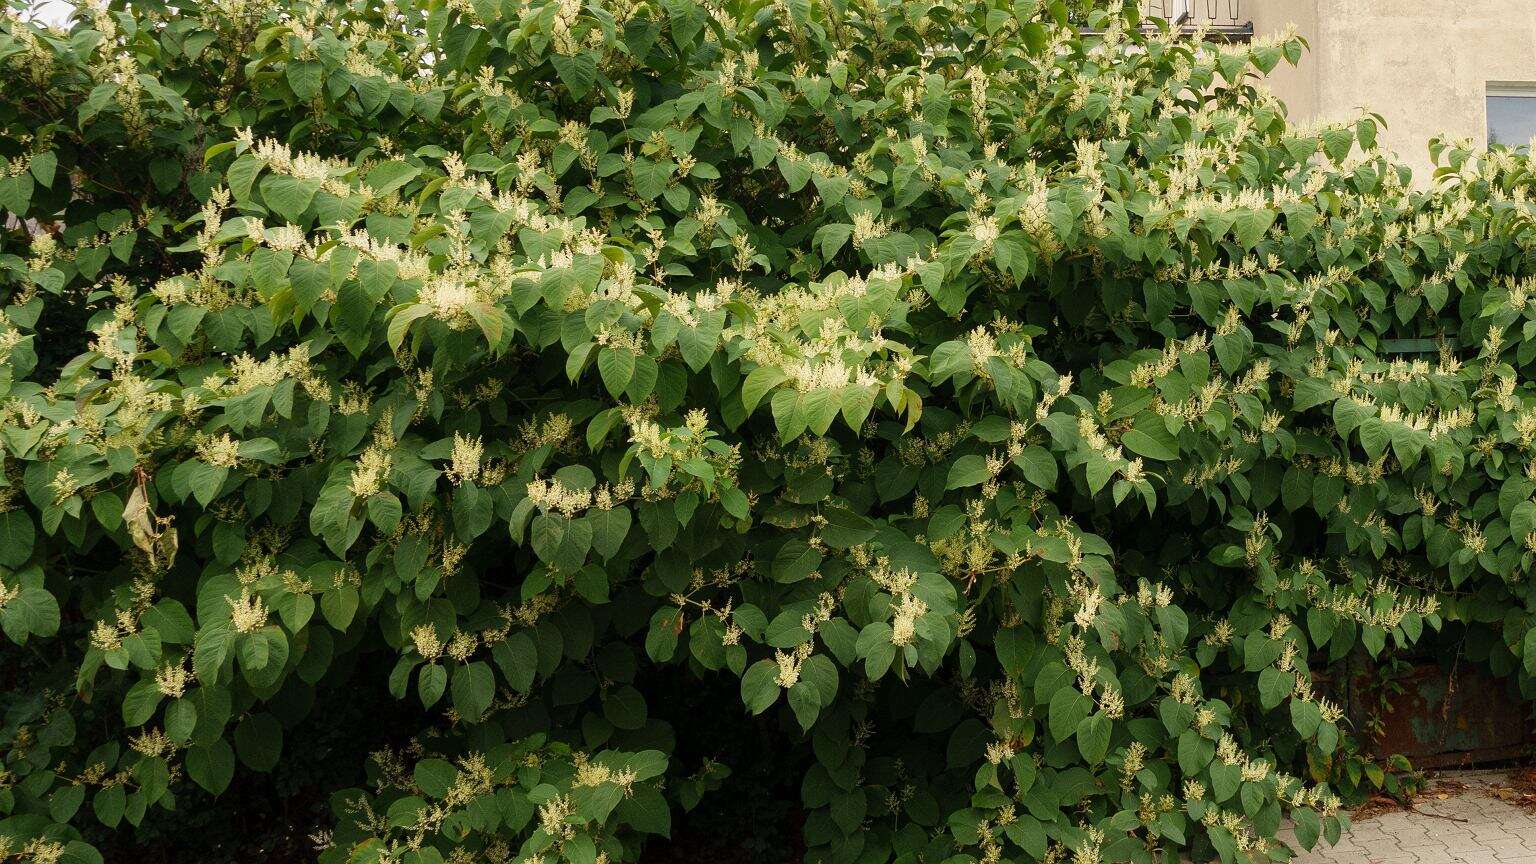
(1486, 81, 1536, 149)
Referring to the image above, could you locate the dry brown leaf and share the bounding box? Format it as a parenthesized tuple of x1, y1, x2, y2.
(122, 482, 177, 570)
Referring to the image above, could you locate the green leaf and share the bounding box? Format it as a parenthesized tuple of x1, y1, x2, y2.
(387, 304, 432, 351)
(815, 223, 853, 259)
(366, 160, 420, 195)
(1258, 666, 1290, 710)
(947, 454, 991, 489)
(645, 608, 682, 662)
(1290, 699, 1322, 739)
(1048, 687, 1092, 743)
(1076, 711, 1111, 765)
(1358, 418, 1390, 460)
(165, 698, 199, 743)
(122, 679, 164, 727)
(419, 663, 447, 707)
(49, 784, 84, 824)
(788, 680, 821, 730)
(1232, 208, 1276, 250)
(994, 627, 1035, 676)
(234, 713, 283, 772)
(772, 538, 823, 583)
(321, 586, 360, 631)
(857, 623, 896, 679)
(603, 684, 648, 730)
(1211, 761, 1241, 802)
(1513, 501, 1536, 546)
(1281, 466, 1311, 512)
(493, 632, 538, 692)
(1214, 328, 1252, 375)
(551, 53, 597, 98)
(741, 660, 780, 714)
(720, 487, 750, 520)
(94, 785, 126, 827)
(1293, 808, 1321, 850)
(1, 586, 59, 642)
(1021, 22, 1047, 53)
(820, 507, 876, 549)
(0, 510, 36, 568)
(632, 158, 672, 200)
(1178, 730, 1212, 774)
(414, 758, 457, 798)
(259, 174, 319, 223)
(0, 172, 33, 213)
(677, 316, 721, 371)
(1523, 627, 1536, 678)
(1121, 427, 1178, 461)
(598, 348, 636, 397)
(589, 507, 632, 559)
(741, 366, 786, 414)
(286, 59, 324, 100)
(531, 513, 567, 564)
(451, 661, 495, 721)
(1014, 445, 1058, 489)
(29, 151, 57, 187)
(193, 623, 233, 683)
(187, 741, 235, 795)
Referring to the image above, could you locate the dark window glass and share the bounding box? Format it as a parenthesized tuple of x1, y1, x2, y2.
(1488, 94, 1536, 148)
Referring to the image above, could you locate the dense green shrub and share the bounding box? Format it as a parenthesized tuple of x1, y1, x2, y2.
(4, 0, 1536, 861)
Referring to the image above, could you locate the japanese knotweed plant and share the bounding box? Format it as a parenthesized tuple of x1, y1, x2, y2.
(4, 0, 1536, 862)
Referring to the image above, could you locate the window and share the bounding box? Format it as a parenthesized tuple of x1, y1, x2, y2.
(1487, 83, 1536, 149)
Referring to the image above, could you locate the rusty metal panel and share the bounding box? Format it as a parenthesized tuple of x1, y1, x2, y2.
(1357, 663, 1534, 769)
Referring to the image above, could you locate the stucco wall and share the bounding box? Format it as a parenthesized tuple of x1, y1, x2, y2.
(1247, 0, 1319, 123)
(1250, 0, 1536, 181)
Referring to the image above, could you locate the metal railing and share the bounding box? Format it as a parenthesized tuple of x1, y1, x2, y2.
(1139, 0, 1253, 41)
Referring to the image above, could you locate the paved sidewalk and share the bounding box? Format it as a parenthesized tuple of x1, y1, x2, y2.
(1286, 771, 1536, 864)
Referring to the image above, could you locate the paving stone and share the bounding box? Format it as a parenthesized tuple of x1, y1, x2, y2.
(1289, 770, 1536, 864)
(1411, 852, 1466, 864)
(1443, 836, 1499, 853)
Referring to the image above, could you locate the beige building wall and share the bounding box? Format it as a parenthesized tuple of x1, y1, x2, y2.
(1246, 0, 1318, 121)
(1247, 0, 1536, 180)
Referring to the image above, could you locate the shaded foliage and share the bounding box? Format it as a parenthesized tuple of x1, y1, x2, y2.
(5, 0, 1536, 863)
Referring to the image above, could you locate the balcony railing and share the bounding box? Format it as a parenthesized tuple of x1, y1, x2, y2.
(1076, 0, 1254, 42)
(1140, 0, 1253, 41)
